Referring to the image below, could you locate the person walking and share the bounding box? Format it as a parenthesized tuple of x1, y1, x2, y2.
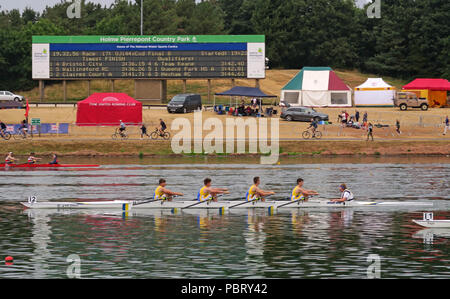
(396, 120, 401, 135)
(367, 123, 374, 141)
(140, 123, 149, 139)
(444, 116, 449, 136)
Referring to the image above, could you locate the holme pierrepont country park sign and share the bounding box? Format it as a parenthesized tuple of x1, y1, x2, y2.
(31, 35, 266, 80)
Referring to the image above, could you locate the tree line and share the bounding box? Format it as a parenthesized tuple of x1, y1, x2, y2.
(0, 0, 448, 91)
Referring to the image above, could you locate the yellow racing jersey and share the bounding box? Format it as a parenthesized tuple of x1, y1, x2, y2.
(291, 186, 305, 201)
(245, 184, 259, 201)
(197, 186, 212, 202)
(154, 186, 166, 200)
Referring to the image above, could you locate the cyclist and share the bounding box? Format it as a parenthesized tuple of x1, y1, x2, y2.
(159, 119, 167, 136)
(118, 120, 126, 137)
(308, 118, 318, 137)
(19, 120, 28, 137)
(0, 120, 7, 138)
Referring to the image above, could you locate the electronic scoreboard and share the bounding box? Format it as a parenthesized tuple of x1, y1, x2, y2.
(32, 35, 265, 80)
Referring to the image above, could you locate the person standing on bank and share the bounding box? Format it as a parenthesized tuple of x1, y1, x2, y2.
(443, 116, 449, 136)
(367, 123, 374, 141)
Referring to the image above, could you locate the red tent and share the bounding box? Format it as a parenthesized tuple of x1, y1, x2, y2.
(76, 93, 142, 126)
(402, 79, 450, 91)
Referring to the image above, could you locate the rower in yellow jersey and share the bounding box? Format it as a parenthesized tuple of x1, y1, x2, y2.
(245, 177, 275, 202)
(291, 178, 319, 201)
(197, 178, 228, 202)
(154, 178, 184, 201)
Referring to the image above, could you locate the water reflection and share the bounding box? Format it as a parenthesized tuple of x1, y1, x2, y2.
(28, 210, 52, 279)
(0, 207, 446, 278)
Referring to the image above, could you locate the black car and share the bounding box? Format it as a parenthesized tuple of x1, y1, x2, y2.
(167, 94, 202, 113)
(280, 107, 329, 122)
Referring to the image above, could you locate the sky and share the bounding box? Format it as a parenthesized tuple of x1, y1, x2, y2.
(0, 0, 371, 12)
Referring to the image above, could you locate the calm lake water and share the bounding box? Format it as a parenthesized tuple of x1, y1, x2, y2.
(0, 156, 449, 278)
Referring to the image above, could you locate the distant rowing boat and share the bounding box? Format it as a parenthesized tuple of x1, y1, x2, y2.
(1, 164, 100, 168)
(412, 212, 450, 228)
(21, 199, 434, 210)
(412, 219, 450, 228)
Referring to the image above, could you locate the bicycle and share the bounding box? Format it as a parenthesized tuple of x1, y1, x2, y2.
(111, 128, 129, 140)
(12, 129, 31, 140)
(150, 128, 171, 140)
(302, 129, 322, 140)
(0, 130, 11, 140)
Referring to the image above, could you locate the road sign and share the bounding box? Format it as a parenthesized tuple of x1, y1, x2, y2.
(31, 118, 41, 125)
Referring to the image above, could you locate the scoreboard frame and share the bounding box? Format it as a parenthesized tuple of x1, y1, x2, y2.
(32, 35, 266, 80)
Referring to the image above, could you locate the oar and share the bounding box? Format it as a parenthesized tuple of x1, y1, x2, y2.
(132, 197, 157, 206)
(133, 195, 182, 207)
(183, 194, 225, 209)
(227, 197, 264, 209)
(183, 199, 210, 209)
(274, 195, 316, 209)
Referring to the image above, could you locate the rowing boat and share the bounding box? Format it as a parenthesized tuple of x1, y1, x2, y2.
(21, 200, 130, 209)
(1, 164, 100, 168)
(21, 199, 434, 210)
(412, 219, 450, 228)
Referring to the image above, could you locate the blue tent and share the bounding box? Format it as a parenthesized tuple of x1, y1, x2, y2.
(215, 86, 276, 98)
(214, 86, 276, 108)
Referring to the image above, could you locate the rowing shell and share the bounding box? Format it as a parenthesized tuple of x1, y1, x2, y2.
(21, 200, 434, 210)
(412, 219, 450, 228)
(1, 164, 100, 168)
(21, 201, 130, 210)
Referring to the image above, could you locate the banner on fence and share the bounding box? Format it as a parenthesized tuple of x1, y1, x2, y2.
(7, 123, 69, 134)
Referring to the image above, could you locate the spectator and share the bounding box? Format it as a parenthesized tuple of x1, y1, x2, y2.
(444, 115, 449, 136)
(363, 111, 368, 123)
(367, 123, 374, 141)
(341, 111, 347, 126)
(355, 110, 360, 123)
(140, 123, 149, 139)
(396, 120, 401, 135)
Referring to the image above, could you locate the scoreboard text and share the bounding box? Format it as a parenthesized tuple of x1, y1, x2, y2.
(32, 35, 265, 80)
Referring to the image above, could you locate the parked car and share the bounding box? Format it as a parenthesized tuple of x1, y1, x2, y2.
(394, 92, 428, 111)
(0, 91, 24, 102)
(280, 107, 329, 122)
(167, 94, 202, 113)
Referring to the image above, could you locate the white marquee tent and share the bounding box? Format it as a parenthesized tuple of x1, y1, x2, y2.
(354, 78, 396, 107)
